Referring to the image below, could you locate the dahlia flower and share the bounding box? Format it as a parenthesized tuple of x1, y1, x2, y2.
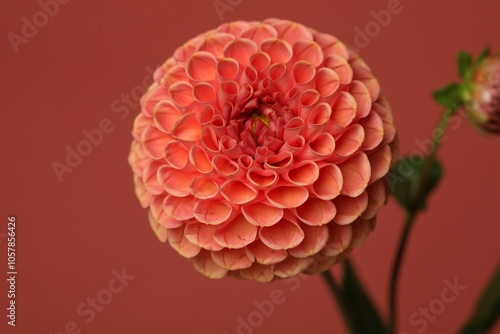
(466, 53, 500, 134)
(129, 18, 398, 282)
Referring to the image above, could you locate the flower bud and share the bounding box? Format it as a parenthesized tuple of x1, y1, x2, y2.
(466, 53, 500, 134)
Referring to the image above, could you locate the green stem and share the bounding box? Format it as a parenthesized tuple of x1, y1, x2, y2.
(321, 270, 357, 333)
(388, 108, 456, 333)
(410, 109, 453, 208)
(388, 211, 416, 334)
(429, 108, 453, 157)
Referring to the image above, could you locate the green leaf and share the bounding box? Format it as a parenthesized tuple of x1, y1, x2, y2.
(457, 51, 473, 80)
(460, 266, 500, 334)
(433, 83, 462, 109)
(342, 260, 387, 334)
(476, 46, 491, 68)
(389, 155, 443, 212)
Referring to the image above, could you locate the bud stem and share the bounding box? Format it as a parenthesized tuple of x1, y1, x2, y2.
(388, 106, 457, 334)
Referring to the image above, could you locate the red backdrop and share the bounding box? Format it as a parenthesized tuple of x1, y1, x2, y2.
(1, 0, 499, 333)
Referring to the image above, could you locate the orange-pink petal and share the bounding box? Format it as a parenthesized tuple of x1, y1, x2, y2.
(193, 199, 232, 225)
(214, 214, 258, 249)
(192, 250, 227, 279)
(288, 224, 329, 258)
(294, 197, 336, 226)
(241, 202, 283, 227)
(211, 248, 254, 270)
(259, 218, 305, 249)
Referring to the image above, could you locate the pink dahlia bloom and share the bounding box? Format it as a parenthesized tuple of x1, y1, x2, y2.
(129, 19, 398, 282)
(467, 53, 500, 134)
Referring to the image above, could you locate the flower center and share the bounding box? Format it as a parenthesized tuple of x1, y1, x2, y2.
(224, 92, 289, 157)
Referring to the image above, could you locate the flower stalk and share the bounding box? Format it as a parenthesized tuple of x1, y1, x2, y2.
(388, 107, 455, 334)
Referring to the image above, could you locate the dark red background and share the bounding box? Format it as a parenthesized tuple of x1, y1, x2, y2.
(1, 0, 499, 333)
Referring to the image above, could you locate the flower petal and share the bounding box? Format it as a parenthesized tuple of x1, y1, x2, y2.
(361, 179, 387, 219)
(214, 214, 258, 249)
(334, 124, 365, 158)
(279, 135, 305, 155)
(239, 263, 275, 282)
(315, 68, 340, 97)
(142, 159, 164, 195)
(187, 51, 217, 81)
(259, 218, 305, 250)
(350, 217, 376, 248)
(246, 168, 278, 189)
(338, 152, 371, 197)
(211, 248, 254, 270)
(265, 186, 309, 209)
(297, 132, 335, 161)
(330, 91, 357, 128)
(241, 202, 283, 227)
(368, 145, 392, 184)
(224, 38, 258, 66)
(293, 40, 324, 66)
(314, 32, 349, 59)
(359, 111, 384, 150)
(167, 225, 201, 258)
(213, 154, 241, 178)
(153, 101, 182, 133)
(150, 194, 175, 228)
(193, 199, 232, 225)
(185, 222, 224, 251)
(283, 117, 305, 141)
(163, 194, 196, 221)
(324, 55, 353, 85)
(193, 82, 216, 103)
(220, 180, 258, 204)
(168, 81, 194, 107)
(198, 32, 235, 58)
(352, 65, 381, 101)
(148, 210, 168, 243)
(350, 80, 372, 119)
(272, 20, 313, 44)
(141, 125, 173, 159)
(164, 141, 189, 169)
(285, 161, 319, 186)
(245, 240, 287, 265)
(292, 60, 316, 85)
(171, 112, 202, 142)
(289, 224, 329, 258)
(261, 38, 293, 63)
(249, 51, 271, 72)
(273, 256, 314, 278)
(322, 223, 353, 256)
(129, 141, 149, 176)
(216, 57, 240, 81)
(241, 23, 278, 45)
(189, 176, 219, 199)
(333, 192, 369, 225)
(294, 198, 336, 226)
(134, 175, 152, 208)
(192, 250, 227, 279)
(158, 167, 192, 197)
(264, 151, 294, 173)
(189, 145, 214, 174)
